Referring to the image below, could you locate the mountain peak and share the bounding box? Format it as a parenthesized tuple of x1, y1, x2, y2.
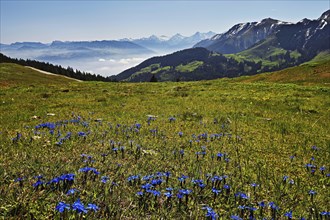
(319, 9, 330, 21)
(260, 18, 279, 24)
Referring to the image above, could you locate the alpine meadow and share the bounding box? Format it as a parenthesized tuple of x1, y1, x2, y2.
(0, 1, 329, 220)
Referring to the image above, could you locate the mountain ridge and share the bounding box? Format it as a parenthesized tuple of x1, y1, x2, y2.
(113, 10, 330, 82)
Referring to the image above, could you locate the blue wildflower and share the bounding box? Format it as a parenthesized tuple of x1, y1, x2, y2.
(169, 117, 176, 122)
(179, 189, 192, 195)
(66, 188, 78, 195)
(212, 188, 221, 195)
(202, 206, 218, 220)
(178, 174, 188, 182)
(101, 176, 110, 183)
(231, 215, 242, 220)
(86, 203, 99, 212)
(14, 177, 24, 182)
(33, 180, 44, 188)
(283, 175, 289, 182)
(311, 146, 318, 151)
(250, 183, 259, 187)
(141, 183, 153, 190)
(164, 192, 172, 198)
(55, 201, 70, 213)
(72, 199, 87, 214)
(308, 190, 316, 195)
(148, 190, 161, 197)
(258, 201, 266, 208)
(284, 210, 293, 219)
(234, 192, 249, 199)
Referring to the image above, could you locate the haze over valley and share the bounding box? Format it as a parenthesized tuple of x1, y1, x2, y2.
(0, 32, 215, 76)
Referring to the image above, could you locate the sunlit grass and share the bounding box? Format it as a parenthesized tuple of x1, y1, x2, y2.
(0, 64, 329, 219)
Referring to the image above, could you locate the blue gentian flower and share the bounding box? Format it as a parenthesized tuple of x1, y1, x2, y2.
(283, 176, 289, 182)
(135, 123, 141, 129)
(234, 192, 249, 199)
(141, 183, 153, 190)
(136, 191, 143, 196)
(311, 146, 318, 151)
(320, 211, 329, 216)
(33, 180, 44, 188)
(284, 210, 293, 219)
(179, 189, 192, 195)
(308, 190, 316, 195)
(238, 205, 245, 210)
(212, 188, 221, 195)
(151, 179, 163, 186)
(101, 176, 110, 183)
(169, 117, 176, 122)
(177, 193, 184, 199)
(202, 206, 218, 220)
(14, 177, 24, 182)
(178, 174, 188, 182)
(72, 199, 87, 214)
(148, 190, 161, 197)
(258, 201, 266, 208)
(66, 188, 78, 195)
(223, 184, 230, 189)
(250, 183, 259, 187)
(231, 215, 243, 220)
(269, 202, 280, 210)
(164, 192, 172, 198)
(86, 203, 99, 212)
(55, 201, 70, 213)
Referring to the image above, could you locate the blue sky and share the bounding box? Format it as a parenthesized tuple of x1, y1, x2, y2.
(0, 0, 329, 44)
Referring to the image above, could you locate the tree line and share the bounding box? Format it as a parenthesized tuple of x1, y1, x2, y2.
(0, 53, 117, 82)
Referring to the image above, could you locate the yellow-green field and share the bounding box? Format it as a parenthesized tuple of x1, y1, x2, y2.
(0, 62, 329, 219)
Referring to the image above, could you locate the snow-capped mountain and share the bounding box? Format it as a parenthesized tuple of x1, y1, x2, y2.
(272, 9, 330, 58)
(113, 10, 330, 82)
(194, 18, 292, 54)
(124, 32, 216, 52)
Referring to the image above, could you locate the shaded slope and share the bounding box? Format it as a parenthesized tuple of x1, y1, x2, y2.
(112, 47, 262, 82)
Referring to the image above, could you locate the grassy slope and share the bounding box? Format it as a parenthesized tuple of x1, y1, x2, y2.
(226, 36, 302, 69)
(0, 63, 78, 87)
(0, 63, 329, 218)
(234, 56, 330, 86)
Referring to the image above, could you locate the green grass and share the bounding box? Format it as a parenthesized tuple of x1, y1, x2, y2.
(175, 61, 204, 73)
(226, 36, 302, 70)
(151, 66, 171, 74)
(0, 63, 78, 87)
(236, 58, 330, 86)
(302, 50, 330, 66)
(0, 63, 329, 219)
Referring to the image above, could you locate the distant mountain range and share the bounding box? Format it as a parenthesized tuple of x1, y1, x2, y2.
(0, 32, 216, 61)
(112, 10, 330, 82)
(122, 32, 216, 52)
(0, 40, 154, 61)
(0, 32, 216, 75)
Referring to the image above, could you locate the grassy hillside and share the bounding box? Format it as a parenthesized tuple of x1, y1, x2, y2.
(0, 63, 79, 87)
(0, 64, 329, 219)
(226, 36, 302, 71)
(235, 55, 330, 86)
